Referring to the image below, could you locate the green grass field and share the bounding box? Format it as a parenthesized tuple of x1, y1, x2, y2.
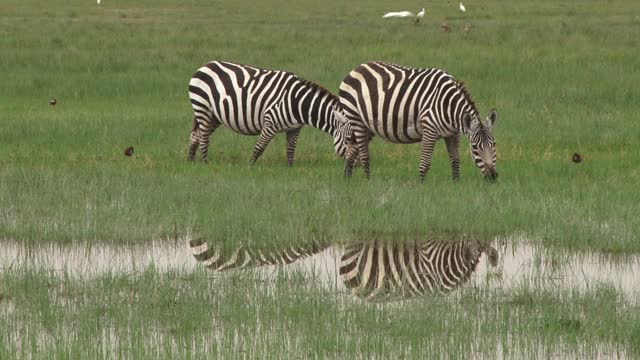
(1, 0, 640, 357)
(2, 0, 640, 252)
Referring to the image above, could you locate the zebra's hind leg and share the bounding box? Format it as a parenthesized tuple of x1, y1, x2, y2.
(188, 131, 199, 161)
(444, 133, 461, 181)
(250, 124, 278, 166)
(198, 120, 221, 163)
(285, 128, 302, 167)
(188, 116, 200, 161)
(418, 128, 438, 182)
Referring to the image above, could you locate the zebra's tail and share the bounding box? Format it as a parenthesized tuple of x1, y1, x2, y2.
(189, 238, 329, 272)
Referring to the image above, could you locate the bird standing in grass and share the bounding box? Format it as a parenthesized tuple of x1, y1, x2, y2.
(459, 2, 466, 12)
(441, 22, 451, 32)
(383, 8, 425, 24)
(415, 8, 425, 23)
(572, 153, 582, 163)
(464, 22, 472, 33)
(124, 146, 134, 157)
(49, 98, 57, 106)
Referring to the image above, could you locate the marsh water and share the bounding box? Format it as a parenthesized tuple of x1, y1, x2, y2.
(2, 236, 639, 301)
(2, 237, 638, 359)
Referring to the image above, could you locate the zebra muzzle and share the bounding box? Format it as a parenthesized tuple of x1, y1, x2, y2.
(485, 167, 498, 182)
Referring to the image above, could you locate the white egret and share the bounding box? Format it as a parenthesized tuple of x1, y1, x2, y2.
(97, 0, 100, 4)
(383, 8, 425, 23)
(416, 8, 425, 23)
(459, 2, 466, 12)
(382, 11, 414, 18)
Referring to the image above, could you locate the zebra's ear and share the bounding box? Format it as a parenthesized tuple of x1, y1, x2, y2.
(462, 113, 473, 130)
(486, 109, 498, 128)
(333, 109, 347, 124)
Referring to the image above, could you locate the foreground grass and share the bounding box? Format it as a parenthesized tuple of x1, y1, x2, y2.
(0, 268, 638, 358)
(1, 0, 639, 252)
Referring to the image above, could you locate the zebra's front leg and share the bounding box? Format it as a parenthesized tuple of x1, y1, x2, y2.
(344, 144, 358, 177)
(285, 128, 302, 167)
(355, 129, 373, 179)
(444, 134, 461, 181)
(251, 124, 278, 166)
(418, 129, 438, 182)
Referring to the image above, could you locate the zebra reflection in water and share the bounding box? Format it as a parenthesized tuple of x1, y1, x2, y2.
(189, 238, 327, 272)
(189, 238, 498, 302)
(340, 239, 498, 301)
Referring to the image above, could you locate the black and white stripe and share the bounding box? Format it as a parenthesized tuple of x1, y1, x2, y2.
(339, 239, 498, 301)
(189, 238, 327, 272)
(188, 61, 352, 166)
(339, 61, 499, 181)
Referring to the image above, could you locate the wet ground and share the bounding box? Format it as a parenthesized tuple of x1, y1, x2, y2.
(2, 237, 637, 359)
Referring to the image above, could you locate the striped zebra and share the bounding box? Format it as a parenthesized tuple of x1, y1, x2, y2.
(339, 61, 499, 181)
(188, 61, 352, 166)
(339, 239, 498, 301)
(189, 238, 328, 272)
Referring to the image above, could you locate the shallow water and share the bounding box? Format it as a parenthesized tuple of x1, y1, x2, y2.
(1, 237, 639, 301)
(2, 238, 636, 358)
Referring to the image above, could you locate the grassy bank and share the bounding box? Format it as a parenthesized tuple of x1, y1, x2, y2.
(1, 0, 639, 252)
(0, 268, 638, 358)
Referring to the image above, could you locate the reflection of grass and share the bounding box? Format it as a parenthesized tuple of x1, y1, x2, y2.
(1, 0, 640, 254)
(0, 269, 638, 358)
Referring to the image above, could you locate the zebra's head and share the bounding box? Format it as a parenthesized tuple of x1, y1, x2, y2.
(463, 109, 498, 181)
(465, 242, 499, 269)
(484, 245, 499, 267)
(332, 109, 353, 157)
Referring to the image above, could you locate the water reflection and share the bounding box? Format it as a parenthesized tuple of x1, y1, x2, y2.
(189, 237, 498, 301)
(189, 238, 328, 271)
(340, 239, 498, 301)
(2, 237, 639, 303)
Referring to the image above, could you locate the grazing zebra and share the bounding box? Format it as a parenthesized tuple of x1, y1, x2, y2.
(189, 238, 328, 272)
(339, 61, 499, 181)
(188, 61, 352, 166)
(339, 239, 498, 301)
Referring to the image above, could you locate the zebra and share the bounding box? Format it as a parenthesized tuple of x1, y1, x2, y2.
(188, 61, 352, 166)
(339, 239, 498, 301)
(339, 61, 499, 181)
(189, 238, 328, 272)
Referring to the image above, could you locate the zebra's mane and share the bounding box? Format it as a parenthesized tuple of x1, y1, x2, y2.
(456, 82, 480, 117)
(296, 76, 341, 106)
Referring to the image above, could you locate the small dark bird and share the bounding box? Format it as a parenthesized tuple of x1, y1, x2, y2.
(440, 22, 451, 32)
(572, 153, 582, 163)
(49, 98, 57, 106)
(124, 146, 134, 157)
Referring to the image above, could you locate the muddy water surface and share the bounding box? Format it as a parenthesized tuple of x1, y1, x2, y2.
(2, 238, 639, 301)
